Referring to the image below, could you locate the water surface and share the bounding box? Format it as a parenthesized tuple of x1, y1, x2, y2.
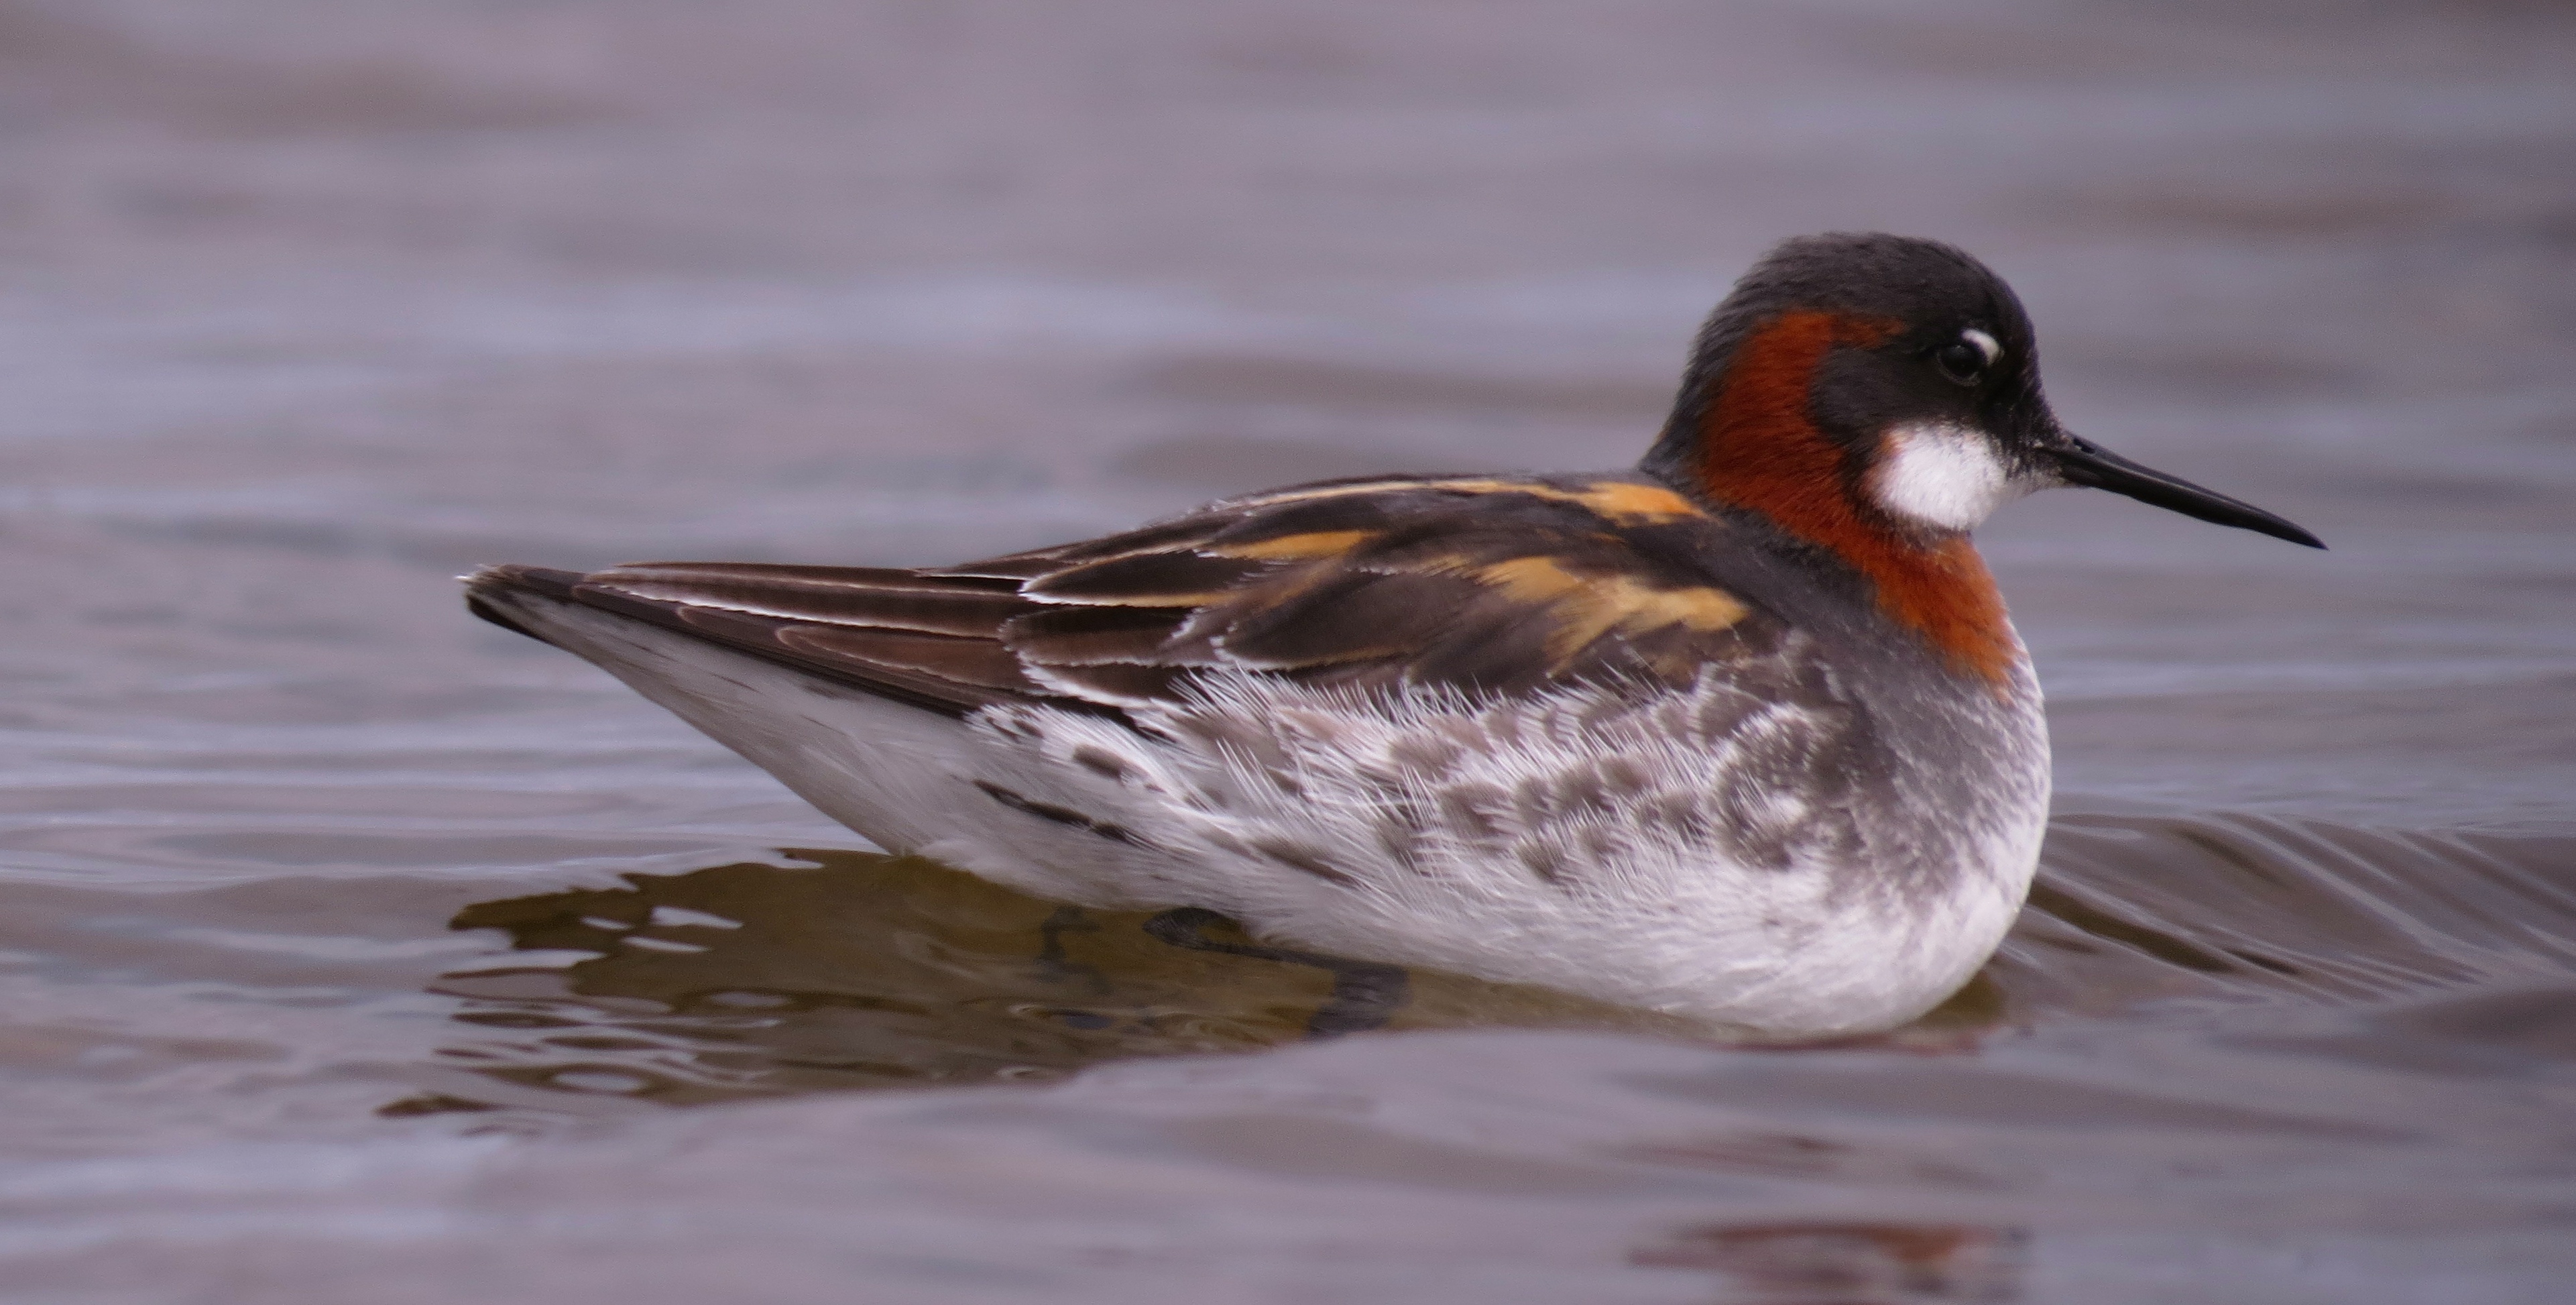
(1, 1, 2572, 1299)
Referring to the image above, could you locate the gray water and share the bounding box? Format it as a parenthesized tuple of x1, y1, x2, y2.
(2, 1, 2573, 1300)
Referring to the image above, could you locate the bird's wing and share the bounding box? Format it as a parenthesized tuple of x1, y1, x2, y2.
(473, 473, 1788, 719)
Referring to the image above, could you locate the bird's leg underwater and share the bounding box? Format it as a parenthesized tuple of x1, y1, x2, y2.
(1034, 905, 1113, 997)
(1142, 907, 1412, 1038)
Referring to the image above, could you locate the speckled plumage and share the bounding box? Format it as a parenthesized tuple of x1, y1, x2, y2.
(465, 233, 2318, 1034)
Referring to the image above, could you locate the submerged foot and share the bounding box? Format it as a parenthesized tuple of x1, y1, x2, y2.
(1143, 907, 1412, 1037)
(1034, 905, 1112, 997)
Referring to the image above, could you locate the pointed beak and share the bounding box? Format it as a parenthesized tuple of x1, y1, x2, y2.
(2044, 433, 2325, 549)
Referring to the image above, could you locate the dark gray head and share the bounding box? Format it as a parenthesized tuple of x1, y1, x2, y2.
(1641, 232, 2321, 549)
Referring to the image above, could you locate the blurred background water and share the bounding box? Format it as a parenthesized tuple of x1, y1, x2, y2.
(0, 1, 2572, 1300)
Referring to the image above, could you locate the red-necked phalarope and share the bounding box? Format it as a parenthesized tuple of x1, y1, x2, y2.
(466, 233, 2321, 1037)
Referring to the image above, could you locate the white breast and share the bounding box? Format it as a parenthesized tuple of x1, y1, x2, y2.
(960, 660, 2051, 1037)
(482, 589, 2051, 1038)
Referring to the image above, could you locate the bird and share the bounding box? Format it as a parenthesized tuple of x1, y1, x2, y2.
(464, 233, 2321, 1039)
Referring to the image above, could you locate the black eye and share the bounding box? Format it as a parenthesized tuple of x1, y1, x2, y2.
(1934, 341, 1985, 386)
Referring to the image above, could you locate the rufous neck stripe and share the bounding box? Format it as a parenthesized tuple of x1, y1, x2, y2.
(1692, 310, 2019, 684)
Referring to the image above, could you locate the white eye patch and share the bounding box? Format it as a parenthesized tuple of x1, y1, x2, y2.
(1869, 422, 2028, 532)
(1961, 329, 2001, 366)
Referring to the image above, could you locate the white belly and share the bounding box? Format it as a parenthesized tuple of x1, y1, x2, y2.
(493, 592, 2048, 1037)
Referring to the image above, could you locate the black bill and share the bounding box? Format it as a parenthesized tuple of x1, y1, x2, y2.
(2048, 435, 2325, 549)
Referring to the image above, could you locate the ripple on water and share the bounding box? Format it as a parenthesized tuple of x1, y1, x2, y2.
(365, 811, 2576, 1129)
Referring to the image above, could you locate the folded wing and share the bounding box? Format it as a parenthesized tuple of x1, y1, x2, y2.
(470, 475, 1782, 720)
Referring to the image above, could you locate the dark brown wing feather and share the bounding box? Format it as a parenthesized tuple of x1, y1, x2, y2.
(483, 474, 1779, 719)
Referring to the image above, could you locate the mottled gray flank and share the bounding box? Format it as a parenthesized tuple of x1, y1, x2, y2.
(935, 623, 2048, 1031)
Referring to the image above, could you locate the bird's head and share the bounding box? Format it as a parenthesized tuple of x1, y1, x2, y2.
(1643, 232, 2322, 552)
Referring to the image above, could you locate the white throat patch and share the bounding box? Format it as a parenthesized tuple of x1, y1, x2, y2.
(1870, 422, 2026, 533)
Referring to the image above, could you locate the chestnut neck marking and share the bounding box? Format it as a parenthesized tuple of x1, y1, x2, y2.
(1688, 310, 2019, 685)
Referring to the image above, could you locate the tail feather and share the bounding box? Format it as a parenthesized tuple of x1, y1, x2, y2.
(461, 563, 1062, 720)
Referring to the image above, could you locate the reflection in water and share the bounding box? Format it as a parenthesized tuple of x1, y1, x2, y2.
(413, 849, 1696, 1111)
(1633, 1222, 2025, 1304)
(1616, 1131, 2002, 1191)
(1140, 905, 1413, 1037)
(403, 811, 2576, 1116)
